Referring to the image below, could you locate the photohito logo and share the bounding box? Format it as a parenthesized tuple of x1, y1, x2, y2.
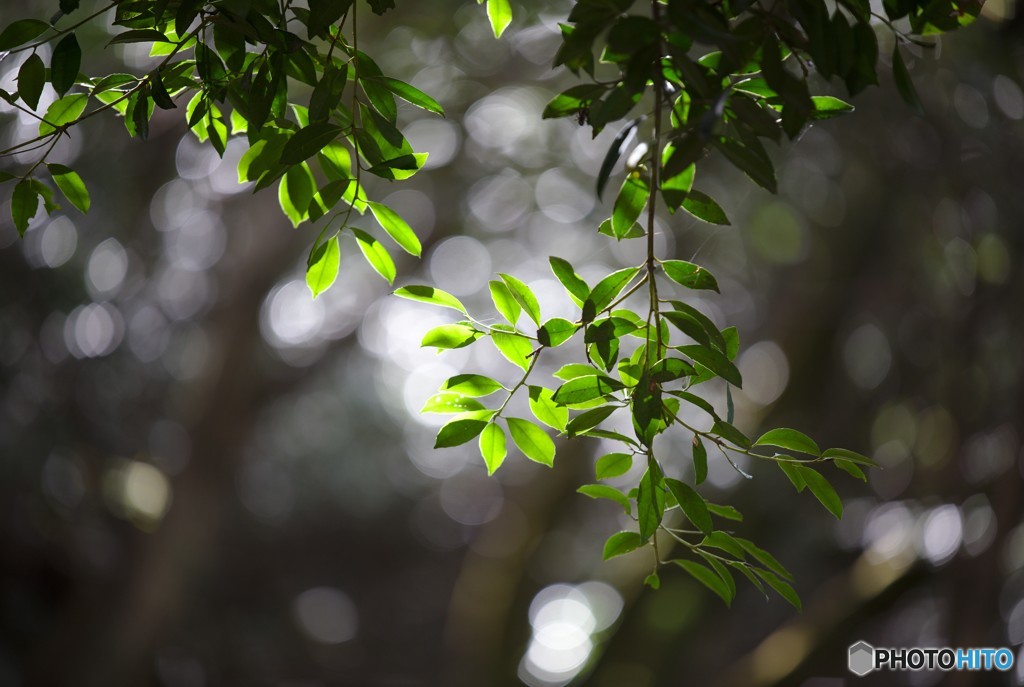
(848, 641, 1014, 676)
(848, 641, 875, 676)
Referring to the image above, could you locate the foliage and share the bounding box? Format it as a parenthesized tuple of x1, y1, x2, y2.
(0, 0, 978, 605)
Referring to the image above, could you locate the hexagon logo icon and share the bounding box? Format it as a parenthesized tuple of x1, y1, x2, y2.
(848, 641, 875, 676)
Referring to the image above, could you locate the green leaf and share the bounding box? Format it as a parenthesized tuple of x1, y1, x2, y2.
(351, 228, 397, 284)
(420, 323, 481, 350)
(565, 405, 618, 437)
(537, 318, 577, 347)
(278, 163, 315, 227)
(422, 392, 485, 414)
(368, 201, 421, 257)
(17, 53, 44, 110)
(542, 83, 606, 119)
(578, 484, 630, 512)
(692, 435, 708, 484)
(599, 218, 644, 240)
(307, 0, 354, 37)
(442, 374, 503, 397)
(549, 256, 590, 304)
(150, 71, 176, 110)
(46, 163, 89, 213)
(365, 76, 444, 116)
(507, 417, 555, 466)
(39, 93, 87, 136)
(810, 95, 855, 119)
(735, 537, 794, 582)
(778, 460, 807, 492)
(498, 273, 541, 326)
(644, 573, 660, 589)
(892, 45, 923, 115)
(715, 138, 777, 193)
(592, 118, 638, 198)
(107, 29, 173, 45)
(675, 560, 732, 606)
(491, 330, 533, 371)
(664, 478, 712, 534)
(281, 122, 344, 165)
(612, 175, 648, 239)
(661, 260, 719, 292)
(528, 386, 568, 431)
(678, 345, 742, 387)
(435, 418, 488, 448)
(11, 179, 38, 237)
(366, 0, 395, 15)
(479, 423, 507, 474)
(711, 420, 751, 449)
(553, 363, 600, 381)
(754, 428, 821, 456)
(833, 459, 867, 481)
(681, 190, 730, 225)
(754, 568, 802, 610)
(306, 234, 340, 298)
(822, 447, 878, 467)
(800, 466, 843, 518)
(707, 503, 743, 521)
(29, 179, 57, 213)
(0, 19, 50, 52)
(552, 375, 624, 405)
(394, 285, 467, 314)
(637, 456, 664, 541)
(486, 0, 512, 38)
(602, 531, 643, 560)
(595, 452, 632, 480)
(587, 267, 640, 314)
(701, 531, 746, 559)
(50, 33, 81, 97)
(489, 280, 521, 325)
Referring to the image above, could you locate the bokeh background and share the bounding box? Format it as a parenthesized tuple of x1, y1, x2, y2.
(2, 0, 1024, 685)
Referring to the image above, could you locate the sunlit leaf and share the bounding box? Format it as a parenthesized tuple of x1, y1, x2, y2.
(306, 234, 340, 298)
(810, 95, 855, 118)
(754, 428, 821, 456)
(39, 93, 88, 136)
(665, 478, 712, 534)
(442, 374, 503, 397)
(479, 423, 507, 474)
(435, 418, 488, 448)
(528, 385, 568, 431)
(368, 201, 421, 256)
(486, 0, 512, 38)
(552, 375, 624, 404)
(420, 323, 481, 350)
(537, 318, 577, 347)
(498, 273, 541, 325)
(507, 417, 555, 466)
(611, 175, 648, 238)
(46, 163, 89, 213)
(603, 531, 643, 560)
(421, 392, 485, 414)
(491, 328, 533, 370)
(394, 285, 467, 314)
(578, 484, 631, 512)
(595, 452, 632, 479)
(661, 260, 719, 292)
